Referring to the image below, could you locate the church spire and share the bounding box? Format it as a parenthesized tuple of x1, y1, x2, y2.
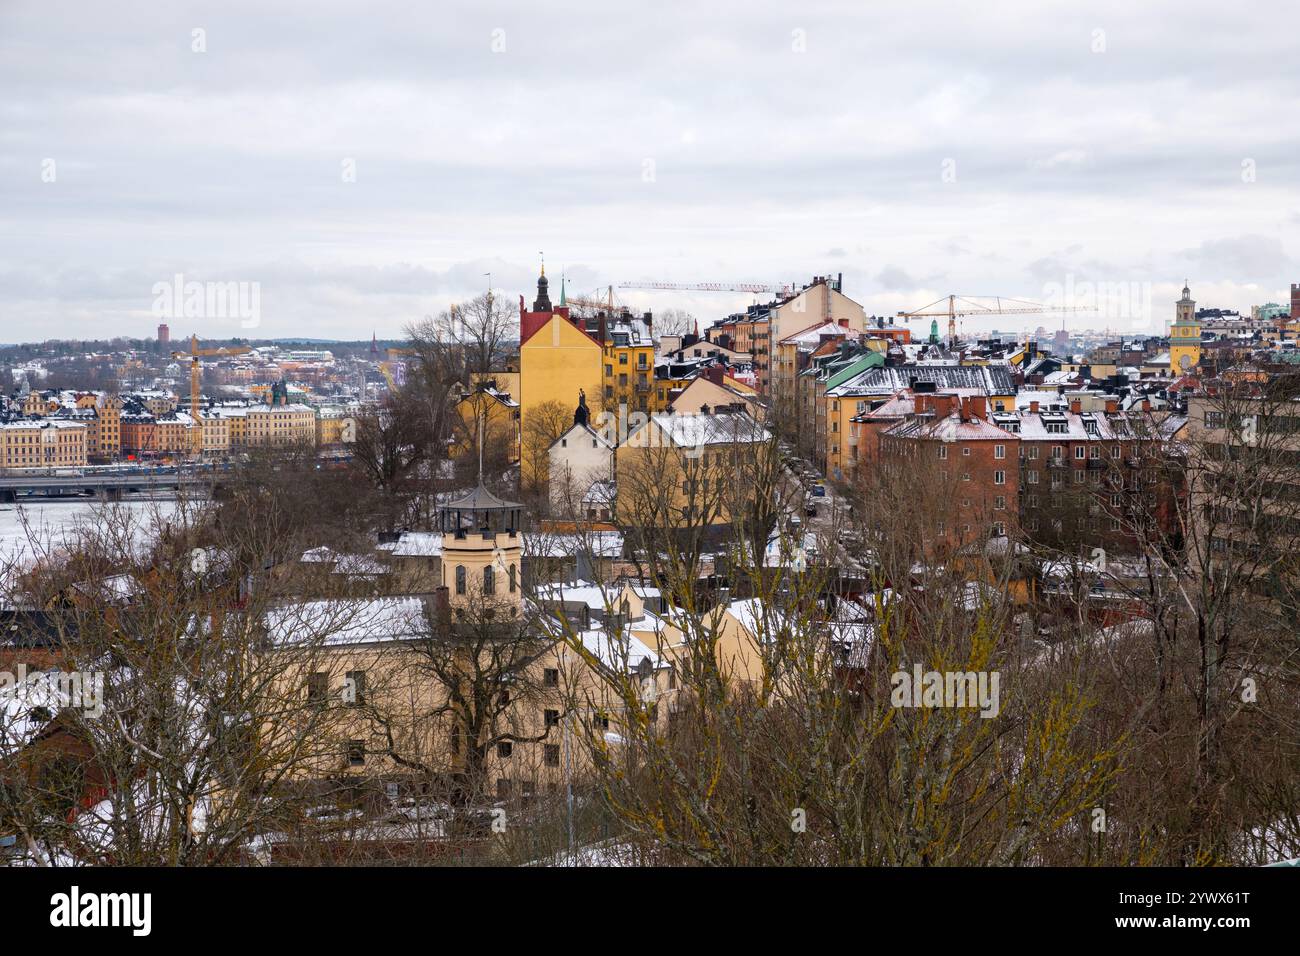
(559, 273, 566, 307)
(532, 257, 552, 312)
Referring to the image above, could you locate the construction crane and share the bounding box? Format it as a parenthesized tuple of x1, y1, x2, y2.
(172, 335, 251, 456)
(896, 295, 1093, 350)
(619, 280, 796, 297)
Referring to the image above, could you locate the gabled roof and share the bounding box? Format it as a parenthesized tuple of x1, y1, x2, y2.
(549, 421, 616, 452)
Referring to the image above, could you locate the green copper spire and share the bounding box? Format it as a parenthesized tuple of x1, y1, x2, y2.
(929, 318, 940, 344)
(559, 274, 566, 307)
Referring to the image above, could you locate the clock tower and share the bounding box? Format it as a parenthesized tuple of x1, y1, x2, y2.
(1169, 280, 1201, 374)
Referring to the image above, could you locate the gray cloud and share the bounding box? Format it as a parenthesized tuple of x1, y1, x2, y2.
(1, 0, 1298, 341)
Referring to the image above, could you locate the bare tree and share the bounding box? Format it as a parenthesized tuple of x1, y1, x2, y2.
(408, 291, 517, 383)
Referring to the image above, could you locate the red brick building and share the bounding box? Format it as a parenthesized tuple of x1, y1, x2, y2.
(880, 390, 1021, 553)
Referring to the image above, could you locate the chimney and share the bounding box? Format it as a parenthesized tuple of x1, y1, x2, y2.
(1104, 398, 1118, 414)
(965, 394, 987, 420)
(430, 586, 451, 635)
(839, 318, 849, 328)
(931, 393, 959, 419)
(1069, 398, 1082, 415)
(1029, 400, 1040, 413)
(1141, 399, 1151, 412)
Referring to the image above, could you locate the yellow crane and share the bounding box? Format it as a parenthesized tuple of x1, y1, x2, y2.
(172, 335, 251, 456)
(897, 295, 1093, 350)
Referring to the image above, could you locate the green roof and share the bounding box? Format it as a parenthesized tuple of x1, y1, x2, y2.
(825, 351, 884, 390)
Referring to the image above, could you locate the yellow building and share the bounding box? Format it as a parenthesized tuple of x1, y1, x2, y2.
(600, 314, 656, 414)
(92, 395, 122, 460)
(197, 411, 231, 457)
(1169, 281, 1202, 374)
(454, 384, 520, 464)
(315, 407, 356, 448)
(519, 269, 603, 485)
(0, 420, 89, 470)
(615, 412, 772, 529)
(244, 403, 317, 447)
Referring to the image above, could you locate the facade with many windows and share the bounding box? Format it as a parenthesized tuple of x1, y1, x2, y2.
(0, 420, 89, 470)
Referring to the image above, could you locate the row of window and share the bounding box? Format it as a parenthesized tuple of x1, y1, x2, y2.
(453, 563, 518, 595)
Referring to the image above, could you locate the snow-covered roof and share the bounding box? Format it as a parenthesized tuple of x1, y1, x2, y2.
(637, 411, 770, 448)
(264, 598, 431, 646)
(526, 530, 624, 558)
(376, 531, 443, 558)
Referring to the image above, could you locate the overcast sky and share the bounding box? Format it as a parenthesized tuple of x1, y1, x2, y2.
(1, 1, 1297, 343)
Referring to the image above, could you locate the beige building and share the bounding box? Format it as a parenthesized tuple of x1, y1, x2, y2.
(670, 368, 764, 421)
(209, 403, 317, 449)
(0, 420, 89, 470)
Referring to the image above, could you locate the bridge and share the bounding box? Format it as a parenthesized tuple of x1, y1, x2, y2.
(0, 469, 213, 502)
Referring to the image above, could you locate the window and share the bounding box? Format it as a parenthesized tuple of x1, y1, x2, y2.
(1074, 446, 1086, 459)
(961, 472, 971, 481)
(544, 667, 559, 687)
(1111, 445, 1122, 459)
(509, 564, 517, 592)
(1089, 445, 1100, 459)
(994, 470, 1005, 485)
(344, 670, 366, 706)
(544, 744, 561, 767)
(962, 447, 971, 456)
(994, 445, 1005, 459)
(483, 564, 495, 595)
(937, 445, 947, 460)
(498, 741, 513, 758)
(1027, 494, 1038, 508)
(1026, 470, 1039, 485)
(455, 565, 466, 595)
(307, 672, 329, 706)
(347, 740, 365, 767)
(496, 778, 511, 799)
(994, 496, 1005, 510)
(545, 709, 560, 728)
(592, 713, 610, 731)
(619, 353, 628, 364)
(1028, 446, 1039, 460)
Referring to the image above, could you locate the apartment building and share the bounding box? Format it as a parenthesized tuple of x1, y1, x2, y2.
(615, 411, 773, 532)
(998, 396, 1185, 552)
(879, 391, 1020, 550)
(0, 420, 90, 470)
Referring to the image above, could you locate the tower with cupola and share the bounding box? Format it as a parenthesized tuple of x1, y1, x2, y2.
(438, 484, 523, 615)
(1169, 280, 1201, 373)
